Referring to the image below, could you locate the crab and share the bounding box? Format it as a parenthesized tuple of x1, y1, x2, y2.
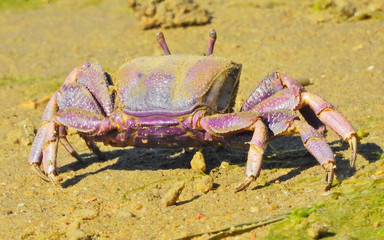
(29, 29, 357, 191)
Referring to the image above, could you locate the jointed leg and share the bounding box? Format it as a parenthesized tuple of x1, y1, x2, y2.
(199, 111, 297, 191)
(236, 119, 268, 191)
(30, 121, 59, 182)
(29, 93, 60, 181)
(58, 126, 84, 162)
(301, 92, 357, 167)
(29, 66, 114, 181)
(83, 137, 106, 160)
(299, 105, 326, 135)
(294, 119, 336, 190)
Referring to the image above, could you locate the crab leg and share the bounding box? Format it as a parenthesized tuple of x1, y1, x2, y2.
(236, 119, 268, 192)
(83, 137, 106, 160)
(58, 126, 84, 162)
(156, 31, 171, 55)
(29, 62, 115, 181)
(29, 123, 51, 181)
(299, 105, 326, 135)
(301, 92, 357, 167)
(294, 120, 336, 190)
(199, 112, 270, 191)
(41, 121, 59, 179)
(29, 92, 59, 181)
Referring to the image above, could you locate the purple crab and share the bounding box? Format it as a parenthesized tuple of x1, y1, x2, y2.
(29, 29, 357, 191)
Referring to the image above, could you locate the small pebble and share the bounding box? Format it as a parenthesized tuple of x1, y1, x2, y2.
(84, 197, 97, 203)
(296, 77, 313, 86)
(194, 175, 213, 194)
(250, 206, 259, 213)
(367, 65, 375, 71)
(307, 223, 328, 239)
(3, 210, 13, 215)
(195, 212, 205, 220)
(269, 204, 279, 211)
(136, 204, 143, 210)
(190, 151, 206, 174)
(161, 181, 185, 207)
(220, 161, 230, 169)
(356, 128, 369, 139)
(66, 219, 90, 240)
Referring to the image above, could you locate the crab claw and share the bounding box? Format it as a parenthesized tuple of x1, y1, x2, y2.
(235, 176, 255, 192)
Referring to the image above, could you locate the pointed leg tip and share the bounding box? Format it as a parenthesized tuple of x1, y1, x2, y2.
(323, 162, 335, 191)
(48, 173, 62, 184)
(30, 164, 50, 182)
(324, 183, 332, 191)
(235, 176, 255, 192)
(348, 134, 357, 168)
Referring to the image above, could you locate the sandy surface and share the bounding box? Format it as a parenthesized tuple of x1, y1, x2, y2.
(0, 0, 383, 239)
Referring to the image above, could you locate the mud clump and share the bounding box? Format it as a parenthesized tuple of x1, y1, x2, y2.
(161, 181, 185, 207)
(312, 0, 384, 22)
(128, 0, 211, 29)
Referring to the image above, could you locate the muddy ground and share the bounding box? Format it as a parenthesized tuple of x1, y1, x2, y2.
(0, 0, 383, 239)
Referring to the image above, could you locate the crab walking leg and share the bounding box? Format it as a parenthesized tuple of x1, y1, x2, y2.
(301, 92, 357, 167)
(58, 126, 84, 162)
(236, 119, 268, 192)
(273, 73, 327, 134)
(299, 105, 326, 135)
(30, 121, 60, 181)
(199, 111, 260, 135)
(82, 137, 106, 160)
(56, 108, 115, 135)
(41, 121, 59, 179)
(294, 120, 336, 190)
(199, 112, 269, 191)
(29, 92, 60, 181)
(29, 123, 51, 181)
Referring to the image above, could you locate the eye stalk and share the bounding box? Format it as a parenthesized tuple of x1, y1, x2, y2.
(156, 29, 217, 56)
(207, 29, 216, 56)
(156, 31, 171, 55)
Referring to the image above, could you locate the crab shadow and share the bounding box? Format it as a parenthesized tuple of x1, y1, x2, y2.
(59, 136, 383, 189)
